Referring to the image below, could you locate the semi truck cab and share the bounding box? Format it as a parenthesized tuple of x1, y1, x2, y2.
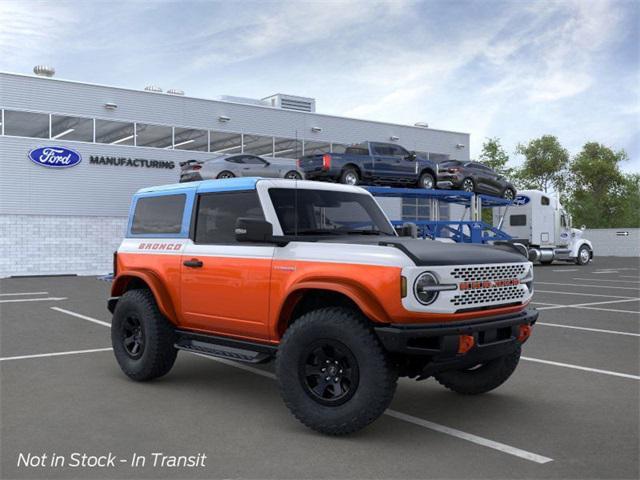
(493, 189, 593, 265)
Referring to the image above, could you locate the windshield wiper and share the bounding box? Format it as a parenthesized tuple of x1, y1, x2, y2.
(292, 229, 345, 235)
(340, 230, 391, 236)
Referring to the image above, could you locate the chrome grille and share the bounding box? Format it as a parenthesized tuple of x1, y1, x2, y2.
(451, 285, 526, 307)
(451, 264, 527, 282)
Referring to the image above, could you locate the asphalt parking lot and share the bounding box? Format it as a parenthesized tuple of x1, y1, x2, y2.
(1, 256, 638, 479)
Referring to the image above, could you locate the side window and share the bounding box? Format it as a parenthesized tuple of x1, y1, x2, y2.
(225, 156, 243, 164)
(389, 145, 410, 158)
(131, 194, 185, 234)
(372, 144, 391, 156)
(541, 196, 550, 206)
(242, 155, 266, 165)
(510, 215, 527, 226)
(194, 191, 264, 244)
(561, 215, 567, 227)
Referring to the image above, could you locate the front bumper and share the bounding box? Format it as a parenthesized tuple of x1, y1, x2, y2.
(374, 308, 538, 373)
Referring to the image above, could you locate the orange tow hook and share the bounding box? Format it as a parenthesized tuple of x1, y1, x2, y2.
(458, 335, 475, 354)
(518, 324, 532, 343)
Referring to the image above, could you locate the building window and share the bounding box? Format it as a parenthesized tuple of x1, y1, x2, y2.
(303, 140, 331, 155)
(273, 137, 302, 158)
(135, 123, 173, 148)
(173, 127, 208, 151)
(402, 199, 430, 220)
(194, 191, 264, 244)
(131, 194, 186, 234)
(50, 114, 93, 142)
(210, 131, 242, 154)
(3, 110, 49, 138)
(95, 119, 135, 145)
(243, 134, 274, 156)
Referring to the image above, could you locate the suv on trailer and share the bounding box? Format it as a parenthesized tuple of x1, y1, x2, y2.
(109, 177, 538, 435)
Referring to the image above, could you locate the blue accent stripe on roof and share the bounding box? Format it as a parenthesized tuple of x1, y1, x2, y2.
(136, 177, 260, 194)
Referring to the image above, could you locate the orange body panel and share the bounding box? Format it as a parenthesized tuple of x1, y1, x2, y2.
(113, 252, 528, 344)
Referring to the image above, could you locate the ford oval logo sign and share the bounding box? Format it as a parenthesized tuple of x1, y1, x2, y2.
(513, 195, 530, 206)
(28, 146, 82, 168)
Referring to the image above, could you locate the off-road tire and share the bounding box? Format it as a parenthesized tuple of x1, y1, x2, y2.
(111, 289, 177, 381)
(434, 346, 521, 395)
(339, 168, 359, 185)
(419, 172, 435, 189)
(276, 307, 397, 435)
(576, 245, 591, 265)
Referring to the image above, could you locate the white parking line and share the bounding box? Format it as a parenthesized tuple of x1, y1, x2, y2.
(551, 269, 579, 272)
(0, 297, 67, 304)
(573, 277, 640, 284)
(535, 290, 636, 299)
(536, 298, 640, 311)
(196, 354, 553, 464)
(522, 357, 640, 380)
(574, 306, 640, 315)
(50, 307, 111, 327)
(0, 291, 49, 296)
(592, 271, 620, 275)
(536, 282, 640, 291)
(537, 322, 640, 337)
(0, 347, 113, 362)
(620, 275, 640, 279)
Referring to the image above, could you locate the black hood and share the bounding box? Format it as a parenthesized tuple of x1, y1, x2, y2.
(323, 236, 526, 266)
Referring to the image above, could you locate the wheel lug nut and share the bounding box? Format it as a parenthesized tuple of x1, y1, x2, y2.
(321, 368, 326, 372)
(325, 376, 330, 381)
(339, 369, 343, 373)
(334, 377, 339, 382)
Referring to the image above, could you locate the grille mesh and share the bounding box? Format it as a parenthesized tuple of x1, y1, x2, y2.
(451, 285, 526, 307)
(451, 264, 527, 282)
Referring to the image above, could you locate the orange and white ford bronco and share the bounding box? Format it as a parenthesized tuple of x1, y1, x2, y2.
(109, 177, 537, 435)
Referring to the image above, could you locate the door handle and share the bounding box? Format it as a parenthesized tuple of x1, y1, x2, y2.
(183, 259, 203, 268)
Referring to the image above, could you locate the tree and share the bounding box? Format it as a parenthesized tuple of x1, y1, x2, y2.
(565, 142, 638, 228)
(479, 137, 513, 177)
(515, 135, 569, 193)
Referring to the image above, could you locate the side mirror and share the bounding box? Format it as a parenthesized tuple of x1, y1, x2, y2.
(407, 151, 417, 161)
(235, 218, 275, 243)
(581, 225, 586, 231)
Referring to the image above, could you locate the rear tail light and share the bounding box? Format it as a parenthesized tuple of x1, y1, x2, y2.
(458, 335, 475, 354)
(448, 167, 460, 173)
(191, 165, 202, 171)
(322, 154, 332, 171)
(296, 159, 301, 168)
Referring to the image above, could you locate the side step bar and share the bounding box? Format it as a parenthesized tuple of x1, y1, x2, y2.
(175, 329, 276, 364)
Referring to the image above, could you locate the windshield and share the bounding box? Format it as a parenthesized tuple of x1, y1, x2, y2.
(268, 188, 395, 236)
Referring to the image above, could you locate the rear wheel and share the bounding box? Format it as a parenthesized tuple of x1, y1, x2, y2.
(276, 307, 397, 435)
(284, 170, 302, 180)
(111, 289, 177, 381)
(576, 245, 591, 265)
(462, 177, 475, 192)
(340, 168, 359, 186)
(217, 171, 235, 179)
(434, 347, 521, 395)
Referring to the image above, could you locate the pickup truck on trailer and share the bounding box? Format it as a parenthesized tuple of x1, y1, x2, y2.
(108, 177, 538, 435)
(298, 141, 439, 189)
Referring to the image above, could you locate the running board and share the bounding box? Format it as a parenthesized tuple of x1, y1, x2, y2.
(175, 330, 276, 364)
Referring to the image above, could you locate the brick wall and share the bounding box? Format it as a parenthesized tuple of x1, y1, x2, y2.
(0, 215, 127, 277)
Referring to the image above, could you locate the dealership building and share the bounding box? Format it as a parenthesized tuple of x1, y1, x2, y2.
(0, 69, 470, 277)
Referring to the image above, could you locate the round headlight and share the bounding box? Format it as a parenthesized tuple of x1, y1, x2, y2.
(414, 272, 440, 305)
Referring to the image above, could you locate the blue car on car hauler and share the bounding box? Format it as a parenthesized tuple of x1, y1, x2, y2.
(297, 141, 439, 189)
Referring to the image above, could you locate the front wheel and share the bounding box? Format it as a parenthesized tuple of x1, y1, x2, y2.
(461, 177, 475, 192)
(576, 245, 591, 265)
(276, 307, 397, 435)
(418, 172, 435, 189)
(434, 347, 521, 395)
(284, 170, 302, 180)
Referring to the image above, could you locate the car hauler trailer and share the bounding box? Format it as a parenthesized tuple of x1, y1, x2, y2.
(492, 190, 593, 265)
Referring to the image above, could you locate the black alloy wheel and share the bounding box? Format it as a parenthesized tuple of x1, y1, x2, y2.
(503, 188, 515, 201)
(122, 315, 145, 358)
(300, 340, 359, 406)
(285, 171, 302, 180)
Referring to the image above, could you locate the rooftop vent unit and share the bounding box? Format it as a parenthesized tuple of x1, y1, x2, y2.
(262, 94, 316, 113)
(167, 89, 184, 96)
(144, 85, 163, 93)
(217, 95, 270, 107)
(33, 65, 55, 77)
(414, 122, 429, 128)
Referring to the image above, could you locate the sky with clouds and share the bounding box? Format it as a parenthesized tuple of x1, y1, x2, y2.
(1, 0, 638, 171)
